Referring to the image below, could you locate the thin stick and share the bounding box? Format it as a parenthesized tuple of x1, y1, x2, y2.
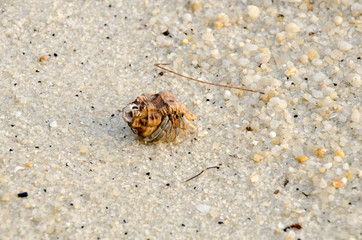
(184, 166, 220, 182)
(155, 63, 264, 94)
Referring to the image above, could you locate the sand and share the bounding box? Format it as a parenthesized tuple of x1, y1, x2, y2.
(0, 0, 361, 239)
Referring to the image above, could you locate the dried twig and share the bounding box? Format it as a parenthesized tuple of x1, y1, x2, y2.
(155, 63, 265, 94)
(184, 166, 220, 182)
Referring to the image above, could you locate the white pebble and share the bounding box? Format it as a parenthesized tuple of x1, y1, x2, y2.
(343, 163, 349, 170)
(312, 58, 323, 67)
(319, 178, 328, 188)
(269, 131, 276, 138)
(324, 163, 333, 169)
(310, 15, 318, 24)
(341, 177, 348, 184)
(250, 173, 260, 183)
(275, 32, 285, 42)
(338, 41, 353, 51)
(243, 44, 258, 55)
(299, 54, 309, 64)
(286, 23, 300, 34)
(269, 97, 288, 109)
(311, 89, 323, 98)
(211, 49, 221, 59)
(335, 168, 343, 175)
(13, 111, 22, 118)
(195, 204, 211, 214)
(239, 57, 250, 67)
(333, 16, 343, 25)
(246, 5, 260, 20)
(224, 90, 231, 100)
(329, 113, 338, 119)
(202, 29, 215, 42)
(312, 72, 326, 82)
(14, 166, 25, 173)
(49, 121, 57, 128)
(205, 93, 214, 100)
(351, 108, 360, 123)
(351, 3, 362, 17)
(350, 74, 361, 88)
(183, 13, 192, 23)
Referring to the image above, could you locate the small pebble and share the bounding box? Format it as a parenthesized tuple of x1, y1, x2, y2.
(331, 180, 344, 189)
(181, 38, 189, 45)
(338, 41, 352, 51)
(316, 147, 327, 158)
(269, 131, 276, 138)
(246, 5, 260, 20)
(25, 163, 33, 167)
(349, 74, 361, 88)
(217, 12, 230, 26)
(253, 154, 263, 162)
(324, 163, 333, 169)
(351, 108, 360, 123)
(284, 67, 298, 78)
(195, 204, 211, 214)
(297, 155, 308, 163)
(49, 121, 57, 128)
(312, 72, 326, 82)
(183, 13, 192, 23)
(13, 111, 22, 118)
(341, 177, 347, 184)
(299, 54, 309, 64)
(351, 3, 362, 17)
(79, 145, 90, 155)
(333, 16, 343, 25)
(215, 21, 224, 28)
(334, 149, 345, 158)
(286, 23, 300, 38)
(191, 1, 202, 12)
(224, 90, 231, 100)
(211, 49, 221, 59)
(39, 56, 49, 62)
(310, 15, 318, 24)
(269, 98, 287, 109)
(319, 178, 328, 188)
(312, 58, 323, 67)
(14, 166, 25, 173)
(306, 47, 319, 61)
(275, 32, 285, 42)
(243, 44, 258, 55)
(250, 173, 260, 182)
(342, 163, 349, 170)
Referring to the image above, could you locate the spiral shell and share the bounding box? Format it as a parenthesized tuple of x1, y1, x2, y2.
(122, 91, 197, 142)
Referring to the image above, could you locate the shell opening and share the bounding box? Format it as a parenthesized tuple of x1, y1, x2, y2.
(122, 103, 139, 123)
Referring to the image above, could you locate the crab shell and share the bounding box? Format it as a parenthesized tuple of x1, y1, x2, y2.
(122, 91, 197, 141)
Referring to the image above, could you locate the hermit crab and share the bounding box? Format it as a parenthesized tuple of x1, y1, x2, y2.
(122, 91, 197, 142)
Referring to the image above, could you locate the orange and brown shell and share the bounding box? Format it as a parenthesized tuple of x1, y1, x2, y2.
(122, 91, 197, 142)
